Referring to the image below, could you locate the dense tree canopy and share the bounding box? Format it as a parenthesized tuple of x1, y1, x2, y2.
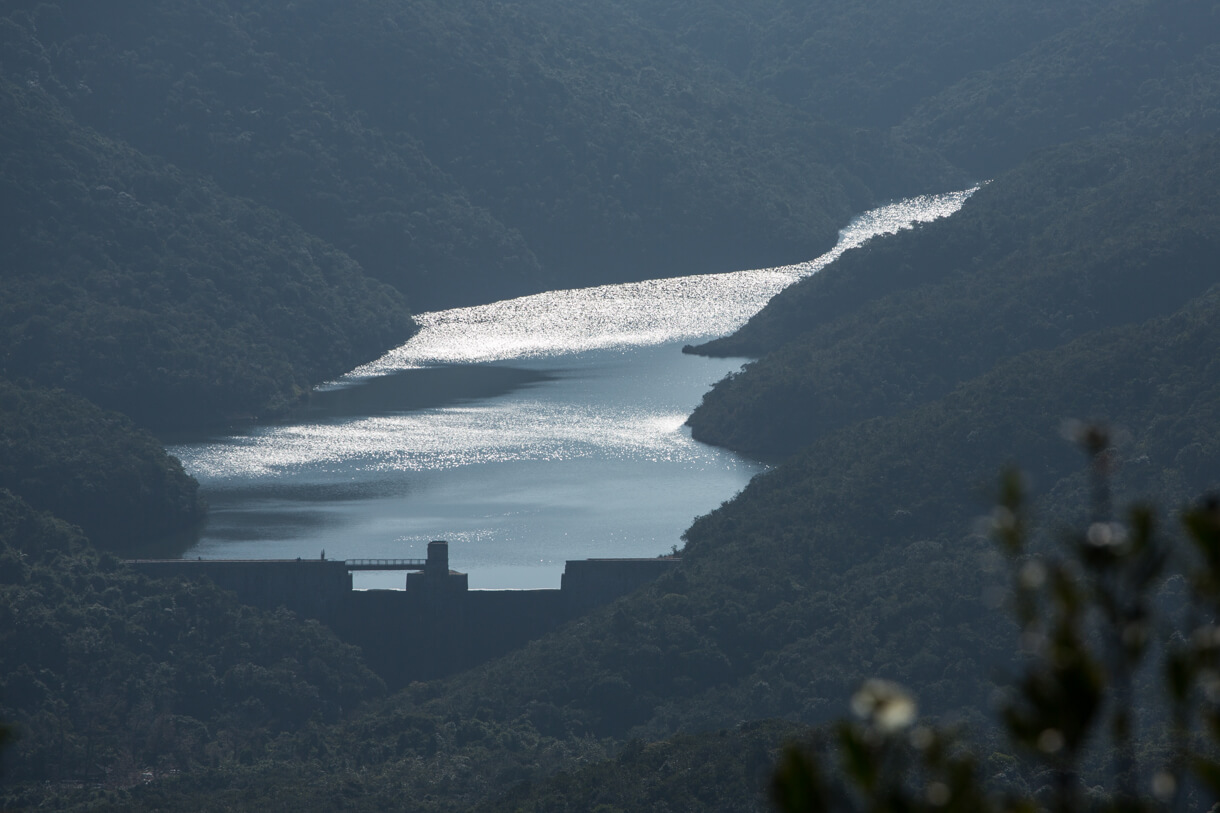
(0, 0, 956, 311)
(0, 77, 416, 428)
(3, 0, 1220, 808)
(0, 381, 202, 551)
(0, 489, 385, 803)
(687, 135, 1220, 457)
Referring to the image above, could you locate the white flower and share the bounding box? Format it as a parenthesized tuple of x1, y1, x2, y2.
(851, 679, 917, 732)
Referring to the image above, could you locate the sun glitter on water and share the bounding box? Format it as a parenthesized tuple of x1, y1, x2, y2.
(181, 187, 979, 480)
(344, 188, 979, 376)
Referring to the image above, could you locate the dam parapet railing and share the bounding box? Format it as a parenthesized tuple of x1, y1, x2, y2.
(126, 541, 679, 685)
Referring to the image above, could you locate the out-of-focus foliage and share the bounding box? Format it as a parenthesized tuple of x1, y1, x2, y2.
(772, 439, 1220, 811)
(438, 277, 1220, 750)
(1, 0, 1219, 809)
(95, 266, 1220, 810)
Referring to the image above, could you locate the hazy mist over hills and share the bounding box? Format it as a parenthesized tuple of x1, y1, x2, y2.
(3, 0, 1220, 808)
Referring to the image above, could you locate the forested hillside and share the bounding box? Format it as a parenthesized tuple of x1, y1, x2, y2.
(3, 0, 1215, 436)
(4, 0, 1220, 809)
(73, 176, 1220, 809)
(0, 488, 386, 803)
(0, 0, 953, 311)
(687, 135, 1220, 457)
(0, 78, 416, 428)
(0, 0, 957, 531)
(897, 0, 1220, 173)
(0, 381, 202, 551)
(613, 0, 1111, 128)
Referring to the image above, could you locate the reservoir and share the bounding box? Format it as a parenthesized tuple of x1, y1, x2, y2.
(170, 189, 975, 589)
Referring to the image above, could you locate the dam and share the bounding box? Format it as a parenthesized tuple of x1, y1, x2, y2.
(127, 542, 679, 685)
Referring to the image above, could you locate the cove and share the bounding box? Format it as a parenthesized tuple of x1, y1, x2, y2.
(170, 188, 977, 589)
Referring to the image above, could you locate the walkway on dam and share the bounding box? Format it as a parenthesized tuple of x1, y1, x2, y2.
(128, 557, 430, 571)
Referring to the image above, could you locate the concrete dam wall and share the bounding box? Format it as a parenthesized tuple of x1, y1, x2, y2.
(127, 542, 679, 685)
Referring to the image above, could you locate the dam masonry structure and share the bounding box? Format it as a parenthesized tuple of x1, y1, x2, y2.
(126, 541, 679, 685)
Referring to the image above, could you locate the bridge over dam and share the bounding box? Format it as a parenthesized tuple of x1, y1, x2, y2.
(126, 542, 679, 685)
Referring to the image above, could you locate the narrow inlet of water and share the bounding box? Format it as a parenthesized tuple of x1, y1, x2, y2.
(169, 188, 978, 588)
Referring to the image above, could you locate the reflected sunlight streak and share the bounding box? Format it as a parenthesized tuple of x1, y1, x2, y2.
(176, 189, 977, 484)
(181, 401, 703, 479)
(347, 188, 978, 376)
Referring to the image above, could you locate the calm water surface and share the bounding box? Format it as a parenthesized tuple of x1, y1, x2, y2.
(171, 189, 976, 588)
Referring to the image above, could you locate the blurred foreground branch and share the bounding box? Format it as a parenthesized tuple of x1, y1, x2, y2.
(774, 425, 1220, 812)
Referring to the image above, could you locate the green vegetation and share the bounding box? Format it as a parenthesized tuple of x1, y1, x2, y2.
(480, 722, 802, 813)
(10, 231, 1210, 809)
(897, 0, 1220, 174)
(687, 135, 1220, 457)
(0, 488, 384, 804)
(0, 0, 954, 312)
(0, 381, 202, 552)
(771, 447, 1220, 812)
(0, 77, 416, 429)
(0, 0, 956, 561)
(614, 0, 1112, 128)
(2, 0, 1220, 808)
